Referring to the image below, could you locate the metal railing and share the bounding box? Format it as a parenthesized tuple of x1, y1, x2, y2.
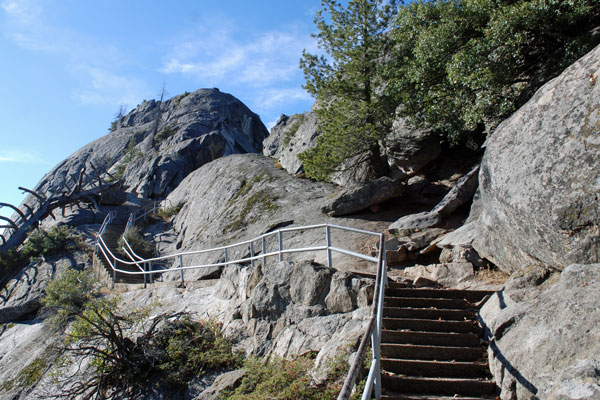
(94, 211, 387, 399)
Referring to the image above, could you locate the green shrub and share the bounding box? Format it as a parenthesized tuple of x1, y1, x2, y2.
(151, 318, 242, 389)
(118, 226, 154, 258)
(43, 269, 97, 330)
(1, 226, 76, 282)
(59, 304, 240, 398)
(281, 114, 306, 148)
(154, 204, 182, 221)
(155, 126, 176, 144)
(222, 351, 356, 400)
(20, 225, 75, 260)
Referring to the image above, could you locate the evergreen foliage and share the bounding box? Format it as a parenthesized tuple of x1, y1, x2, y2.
(43, 269, 97, 330)
(390, 0, 600, 144)
(56, 301, 240, 399)
(0, 226, 76, 283)
(300, 0, 600, 178)
(299, 0, 399, 181)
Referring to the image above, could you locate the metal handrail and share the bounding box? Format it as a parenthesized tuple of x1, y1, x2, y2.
(94, 213, 387, 398)
(337, 233, 387, 400)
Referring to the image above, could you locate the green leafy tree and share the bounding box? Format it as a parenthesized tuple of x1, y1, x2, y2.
(390, 0, 600, 144)
(299, 0, 399, 181)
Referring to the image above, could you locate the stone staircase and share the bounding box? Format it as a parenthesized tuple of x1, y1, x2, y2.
(93, 205, 155, 285)
(380, 282, 497, 399)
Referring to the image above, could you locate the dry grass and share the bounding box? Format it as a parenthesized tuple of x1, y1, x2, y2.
(474, 267, 509, 285)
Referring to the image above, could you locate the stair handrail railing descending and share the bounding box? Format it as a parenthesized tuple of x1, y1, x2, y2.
(337, 231, 387, 400)
(94, 213, 387, 398)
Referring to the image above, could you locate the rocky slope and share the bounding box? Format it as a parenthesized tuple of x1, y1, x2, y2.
(265, 110, 441, 187)
(383, 43, 600, 400)
(19, 88, 268, 209)
(1, 42, 600, 399)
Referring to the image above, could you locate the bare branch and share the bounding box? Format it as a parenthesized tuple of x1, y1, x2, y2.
(0, 202, 27, 222)
(19, 187, 45, 205)
(90, 163, 104, 186)
(0, 216, 18, 231)
(23, 203, 34, 217)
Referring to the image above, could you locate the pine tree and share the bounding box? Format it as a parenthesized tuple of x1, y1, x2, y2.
(299, 0, 398, 181)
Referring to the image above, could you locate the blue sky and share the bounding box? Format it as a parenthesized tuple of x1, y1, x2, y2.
(0, 0, 323, 217)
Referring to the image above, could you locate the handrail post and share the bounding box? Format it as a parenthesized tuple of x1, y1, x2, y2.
(373, 234, 386, 399)
(112, 258, 116, 282)
(143, 262, 147, 286)
(326, 225, 332, 268)
(278, 231, 283, 262)
(250, 242, 255, 268)
(224, 248, 228, 266)
(179, 254, 184, 282)
(261, 237, 266, 265)
(149, 262, 153, 283)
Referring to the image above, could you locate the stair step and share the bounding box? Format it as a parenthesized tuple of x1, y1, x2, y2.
(381, 344, 485, 362)
(381, 330, 480, 348)
(382, 376, 496, 397)
(381, 394, 496, 399)
(385, 288, 493, 303)
(383, 318, 477, 334)
(388, 281, 413, 289)
(385, 297, 471, 309)
(381, 358, 490, 378)
(384, 307, 473, 321)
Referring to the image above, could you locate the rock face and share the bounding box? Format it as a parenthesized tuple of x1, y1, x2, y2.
(160, 153, 388, 281)
(383, 116, 441, 180)
(263, 112, 441, 186)
(480, 264, 600, 399)
(263, 112, 318, 176)
(20, 89, 268, 210)
(214, 261, 372, 358)
(322, 176, 405, 217)
(473, 44, 600, 273)
(0, 253, 88, 323)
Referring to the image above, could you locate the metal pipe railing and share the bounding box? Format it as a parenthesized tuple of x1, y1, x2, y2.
(337, 232, 386, 400)
(94, 212, 387, 398)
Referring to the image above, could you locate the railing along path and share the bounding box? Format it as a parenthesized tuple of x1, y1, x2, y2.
(94, 204, 388, 399)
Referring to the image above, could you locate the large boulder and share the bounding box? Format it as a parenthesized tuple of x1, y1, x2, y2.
(480, 263, 600, 399)
(473, 44, 600, 273)
(263, 112, 319, 176)
(263, 112, 441, 186)
(383, 116, 441, 180)
(160, 153, 389, 281)
(18, 89, 268, 211)
(322, 176, 405, 217)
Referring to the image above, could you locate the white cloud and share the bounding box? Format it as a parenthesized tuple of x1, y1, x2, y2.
(74, 67, 147, 107)
(161, 26, 316, 88)
(255, 87, 312, 111)
(0, 150, 46, 164)
(1, 0, 42, 24)
(1, 0, 148, 107)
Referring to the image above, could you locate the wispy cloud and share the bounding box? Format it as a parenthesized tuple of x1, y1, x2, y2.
(0, 149, 47, 164)
(1, 0, 41, 24)
(161, 24, 317, 88)
(255, 88, 313, 111)
(1, 0, 148, 106)
(74, 66, 147, 107)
